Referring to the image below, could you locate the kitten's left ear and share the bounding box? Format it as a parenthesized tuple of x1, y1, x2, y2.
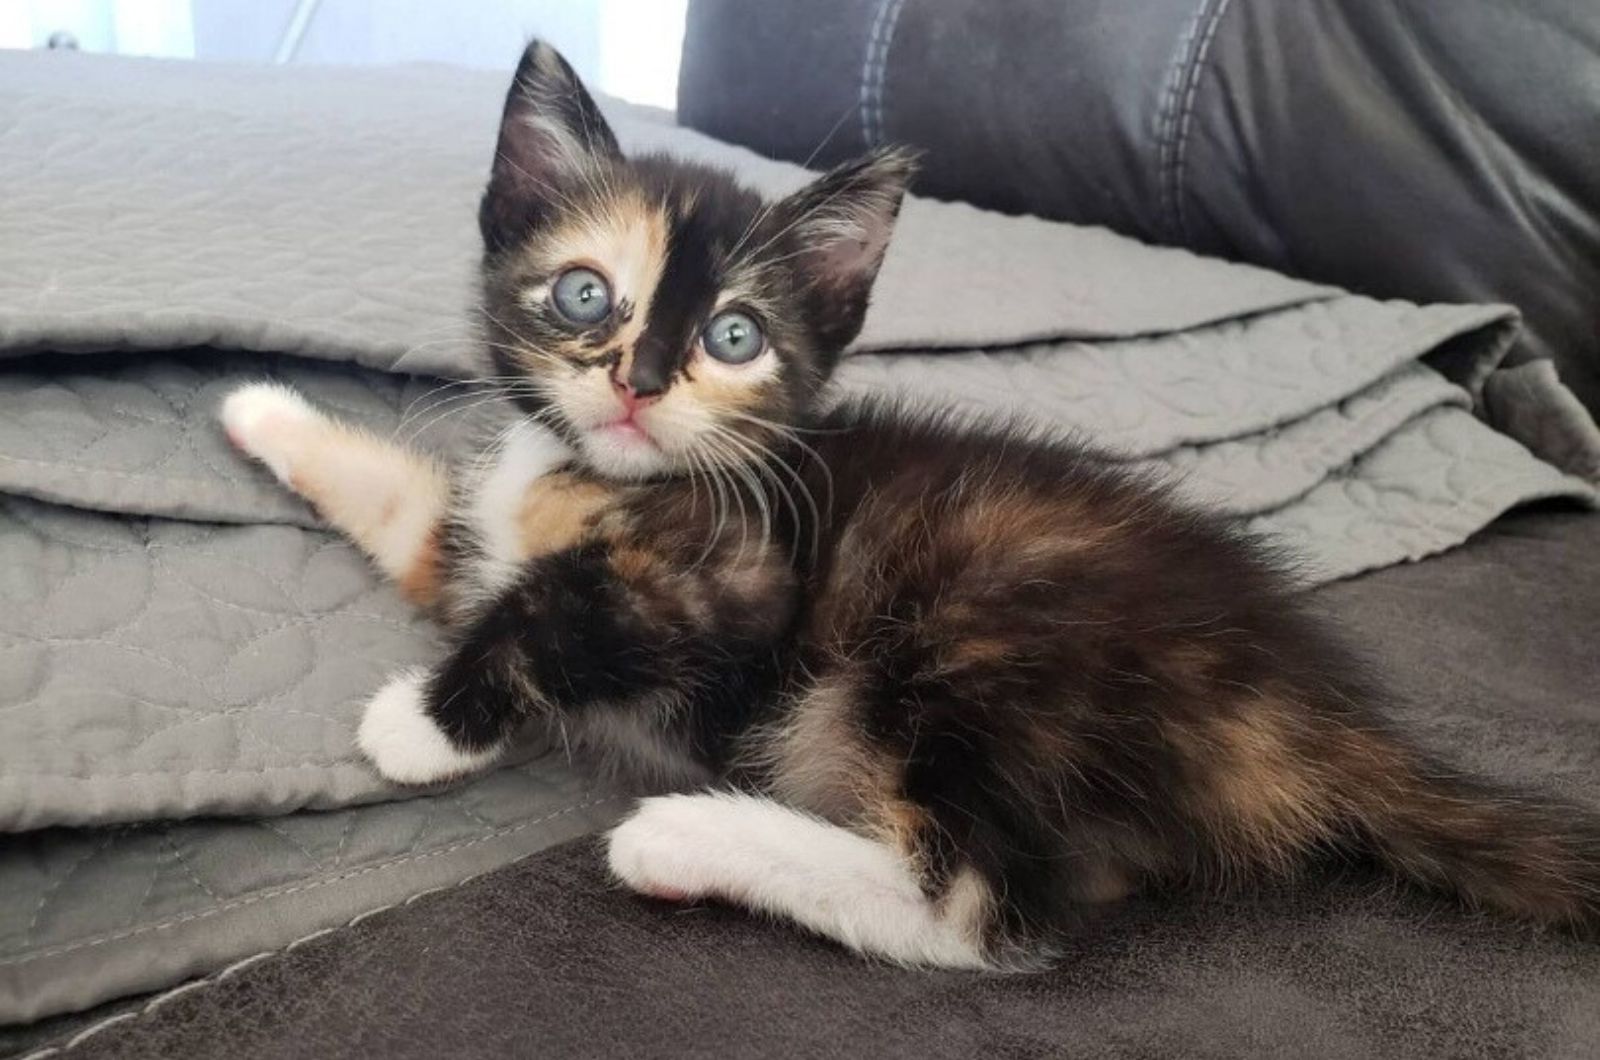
(480, 40, 621, 253)
(775, 147, 917, 353)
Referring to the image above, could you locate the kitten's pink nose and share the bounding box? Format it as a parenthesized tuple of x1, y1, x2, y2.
(610, 371, 661, 415)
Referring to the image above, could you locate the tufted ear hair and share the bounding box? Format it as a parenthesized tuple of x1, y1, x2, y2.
(774, 147, 917, 353)
(479, 40, 621, 253)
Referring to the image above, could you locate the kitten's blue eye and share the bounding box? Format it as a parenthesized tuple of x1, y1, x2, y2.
(701, 310, 765, 364)
(551, 267, 612, 325)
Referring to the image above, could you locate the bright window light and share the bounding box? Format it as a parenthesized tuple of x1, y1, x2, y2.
(2, 1, 685, 110)
(599, 0, 686, 109)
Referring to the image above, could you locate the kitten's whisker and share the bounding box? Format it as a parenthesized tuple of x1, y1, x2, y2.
(385, 338, 481, 371)
(712, 426, 813, 566)
(554, 717, 574, 766)
(681, 440, 703, 526)
(704, 424, 798, 562)
(735, 430, 820, 565)
(397, 388, 524, 446)
(394, 384, 506, 438)
(802, 98, 860, 170)
(734, 181, 860, 272)
(469, 409, 535, 472)
(719, 437, 774, 561)
(385, 321, 484, 361)
(395, 368, 546, 431)
(706, 444, 742, 566)
(684, 447, 721, 570)
(720, 412, 835, 529)
(724, 101, 853, 268)
(477, 307, 542, 348)
(396, 378, 503, 430)
(690, 442, 733, 569)
(477, 310, 583, 378)
(703, 434, 754, 565)
(725, 194, 782, 268)
(723, 409, 847, 437)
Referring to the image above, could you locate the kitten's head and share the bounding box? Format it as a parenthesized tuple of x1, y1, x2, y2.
(477, 41, 912, 481)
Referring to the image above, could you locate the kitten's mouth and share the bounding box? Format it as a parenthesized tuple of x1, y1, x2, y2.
(576, 411, 672, 481)
(597, 416, 659, 449)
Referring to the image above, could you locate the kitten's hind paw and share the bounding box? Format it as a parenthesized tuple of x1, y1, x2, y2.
(220, 382, 321, 485)
(357, 669, 503, 785)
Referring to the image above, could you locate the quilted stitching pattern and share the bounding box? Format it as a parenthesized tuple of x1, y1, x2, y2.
(1249, 407, 1592, 582)
(0, 348, 541, 836)
(0, 57, 486, 378)
(0, 352, 486, 528)
(1134, 364, 1466, 514)
(0, 496, 437, 832)
(1, 355, 1589, 841)
(837, 299, 1507, 457)
(0, 761, 623, 1025)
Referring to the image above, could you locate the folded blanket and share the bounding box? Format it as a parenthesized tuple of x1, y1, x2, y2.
(0, 51, 1594, 1027)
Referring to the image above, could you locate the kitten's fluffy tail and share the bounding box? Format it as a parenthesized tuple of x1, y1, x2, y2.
(1354, 762, 1600, 935)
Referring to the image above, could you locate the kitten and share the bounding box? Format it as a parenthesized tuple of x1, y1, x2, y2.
(222, 41, 1600, 969)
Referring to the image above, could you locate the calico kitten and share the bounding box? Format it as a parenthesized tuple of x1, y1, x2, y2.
(222, 41, 1600, 969)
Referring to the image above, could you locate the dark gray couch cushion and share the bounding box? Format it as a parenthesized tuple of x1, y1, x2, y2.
(36, 510, 1600, 1060)
(679, 0, 1600, 418)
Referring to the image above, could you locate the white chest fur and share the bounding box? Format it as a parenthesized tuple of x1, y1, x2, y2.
(458, 420, 575, 600)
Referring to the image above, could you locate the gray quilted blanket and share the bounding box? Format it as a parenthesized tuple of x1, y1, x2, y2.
(0, 51, 1594, 1028)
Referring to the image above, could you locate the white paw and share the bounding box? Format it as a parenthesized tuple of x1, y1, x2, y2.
(356, 669, 502, 786)
(220, 382, 321, 484)
(606, 794, 730, 903)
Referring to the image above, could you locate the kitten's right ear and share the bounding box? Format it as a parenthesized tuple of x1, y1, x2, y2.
(479, 40, 621, 253)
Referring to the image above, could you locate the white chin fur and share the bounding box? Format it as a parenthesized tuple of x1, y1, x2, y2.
(357, 669, 503, 785)
(577, 431, 673, 480)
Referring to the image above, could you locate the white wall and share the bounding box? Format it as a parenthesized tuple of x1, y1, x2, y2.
(1, 0, 687, 107)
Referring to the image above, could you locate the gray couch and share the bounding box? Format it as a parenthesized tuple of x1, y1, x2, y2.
(680, 0, 1600, 474)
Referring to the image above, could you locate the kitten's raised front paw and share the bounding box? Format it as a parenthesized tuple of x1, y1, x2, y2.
(357, 669, 502, 785)
(606, 794, 728, 903)
(220, 382, 321, 485)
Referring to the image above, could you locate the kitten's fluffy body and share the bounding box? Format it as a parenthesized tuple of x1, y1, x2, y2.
(223, 42, 1600, 968)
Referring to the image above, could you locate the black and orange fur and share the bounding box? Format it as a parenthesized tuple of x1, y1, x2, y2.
(230, 42, 1600, 966)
